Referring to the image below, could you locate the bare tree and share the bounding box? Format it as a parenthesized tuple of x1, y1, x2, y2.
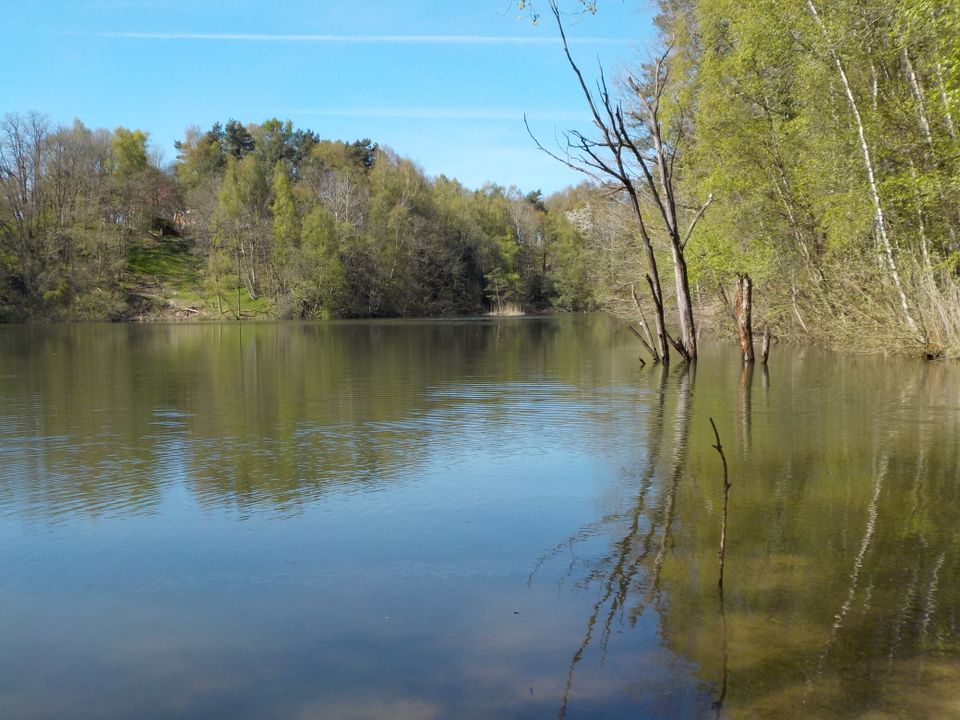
(0, 112, 49, 290)
(527, 0, 711, 362)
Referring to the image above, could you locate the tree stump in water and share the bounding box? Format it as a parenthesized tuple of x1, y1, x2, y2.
(734, 273, 754, 363)
(760, 325, 771, 364)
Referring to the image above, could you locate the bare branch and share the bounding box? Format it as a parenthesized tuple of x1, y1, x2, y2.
(550, 0, 615, 149)
(667, 330, 691, 363)
(525, 114, 603, 182)
(627, 324, 657, 361)
(616, 106, 670, 227)
(537, 0, 676, 363)
(631, 283, 660, 363)
(709, 417, 731, 589)
(681, 193, 715, 251)
(596, 63, 621, 139)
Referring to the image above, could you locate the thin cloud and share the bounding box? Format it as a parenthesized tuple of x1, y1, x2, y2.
(95, 31, 637, 45)
(291, 107, 585, 122)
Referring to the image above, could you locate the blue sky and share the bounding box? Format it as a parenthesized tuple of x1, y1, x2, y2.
(1, 1, 657, 194)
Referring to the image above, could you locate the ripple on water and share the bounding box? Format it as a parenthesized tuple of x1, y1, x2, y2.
(1, 379, 652, 521)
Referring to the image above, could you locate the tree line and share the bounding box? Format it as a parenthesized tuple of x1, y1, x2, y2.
(3, 0, 958, 356)
(0, 113, 596, 321)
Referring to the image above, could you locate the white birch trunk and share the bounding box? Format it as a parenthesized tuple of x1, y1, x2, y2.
(903, 48, 934, 148)
(935, 63, 957, 138)
(806, 0, 923, 341)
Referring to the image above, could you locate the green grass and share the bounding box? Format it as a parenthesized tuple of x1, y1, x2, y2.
(127, 239, 202, 285)
(126, 236, 274, 319)
(207, 285, 273, 319)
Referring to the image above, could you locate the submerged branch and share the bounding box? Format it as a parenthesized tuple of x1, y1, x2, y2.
(710, 417, 731, 589)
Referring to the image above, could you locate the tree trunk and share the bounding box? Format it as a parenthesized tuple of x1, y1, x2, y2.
(536, 4, 674, 363)
(628, 190, 671, 363)
(645, 272, 670, 364)
(935, 63, 956, 139)
(648, 101, 698, 360)
(902, 47, 934, 149)
(760, 326, 771, 365)
(734, 273, 755, 363)
(791, 281, 808, 333)
(670, 240, 698, 360)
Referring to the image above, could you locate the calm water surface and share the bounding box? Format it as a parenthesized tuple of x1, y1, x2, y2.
(1, 316, 958, 719)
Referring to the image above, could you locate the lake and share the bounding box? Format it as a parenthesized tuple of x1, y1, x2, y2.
(1, 315, 958, 719)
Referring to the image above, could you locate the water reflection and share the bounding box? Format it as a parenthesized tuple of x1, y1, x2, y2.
(529, 345, 960, 718)
(1, 319, 959, 719)
(736, 361, 752, 457)
(535, 364, 702, 718)
(0, 319, 644, 520)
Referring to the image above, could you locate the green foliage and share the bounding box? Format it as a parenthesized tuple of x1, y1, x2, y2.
(292, 206, 348, 318)
(271, 162, 298, 296)
(541, 195, 595, 310)
(222, 120, 255, 160)
(111, 127, 149, 174)
(0, 107, 600, 322)
(651, 0, 960, 348)
(204, 248, 234, 317)
(70, 287, 127, 319)
(5, 0, 960, 346)
(174, 126, 224, 189)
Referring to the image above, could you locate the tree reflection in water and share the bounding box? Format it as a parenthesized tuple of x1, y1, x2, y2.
(529, 364, 696, 719)
(532, 353, 960, 720)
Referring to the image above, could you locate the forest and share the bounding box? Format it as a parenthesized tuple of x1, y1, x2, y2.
(1, 0, 958, 356)
(0, 115, 594, 322)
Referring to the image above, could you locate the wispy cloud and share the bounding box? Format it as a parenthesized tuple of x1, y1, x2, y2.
(290, 107, 585, 122)
(95, 32, 637, 45)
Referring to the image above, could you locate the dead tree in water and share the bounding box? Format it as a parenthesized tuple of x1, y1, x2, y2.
(720, 273, 756, 363)
(734, 273, 754, 363)
(527, 0, 712, 364)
